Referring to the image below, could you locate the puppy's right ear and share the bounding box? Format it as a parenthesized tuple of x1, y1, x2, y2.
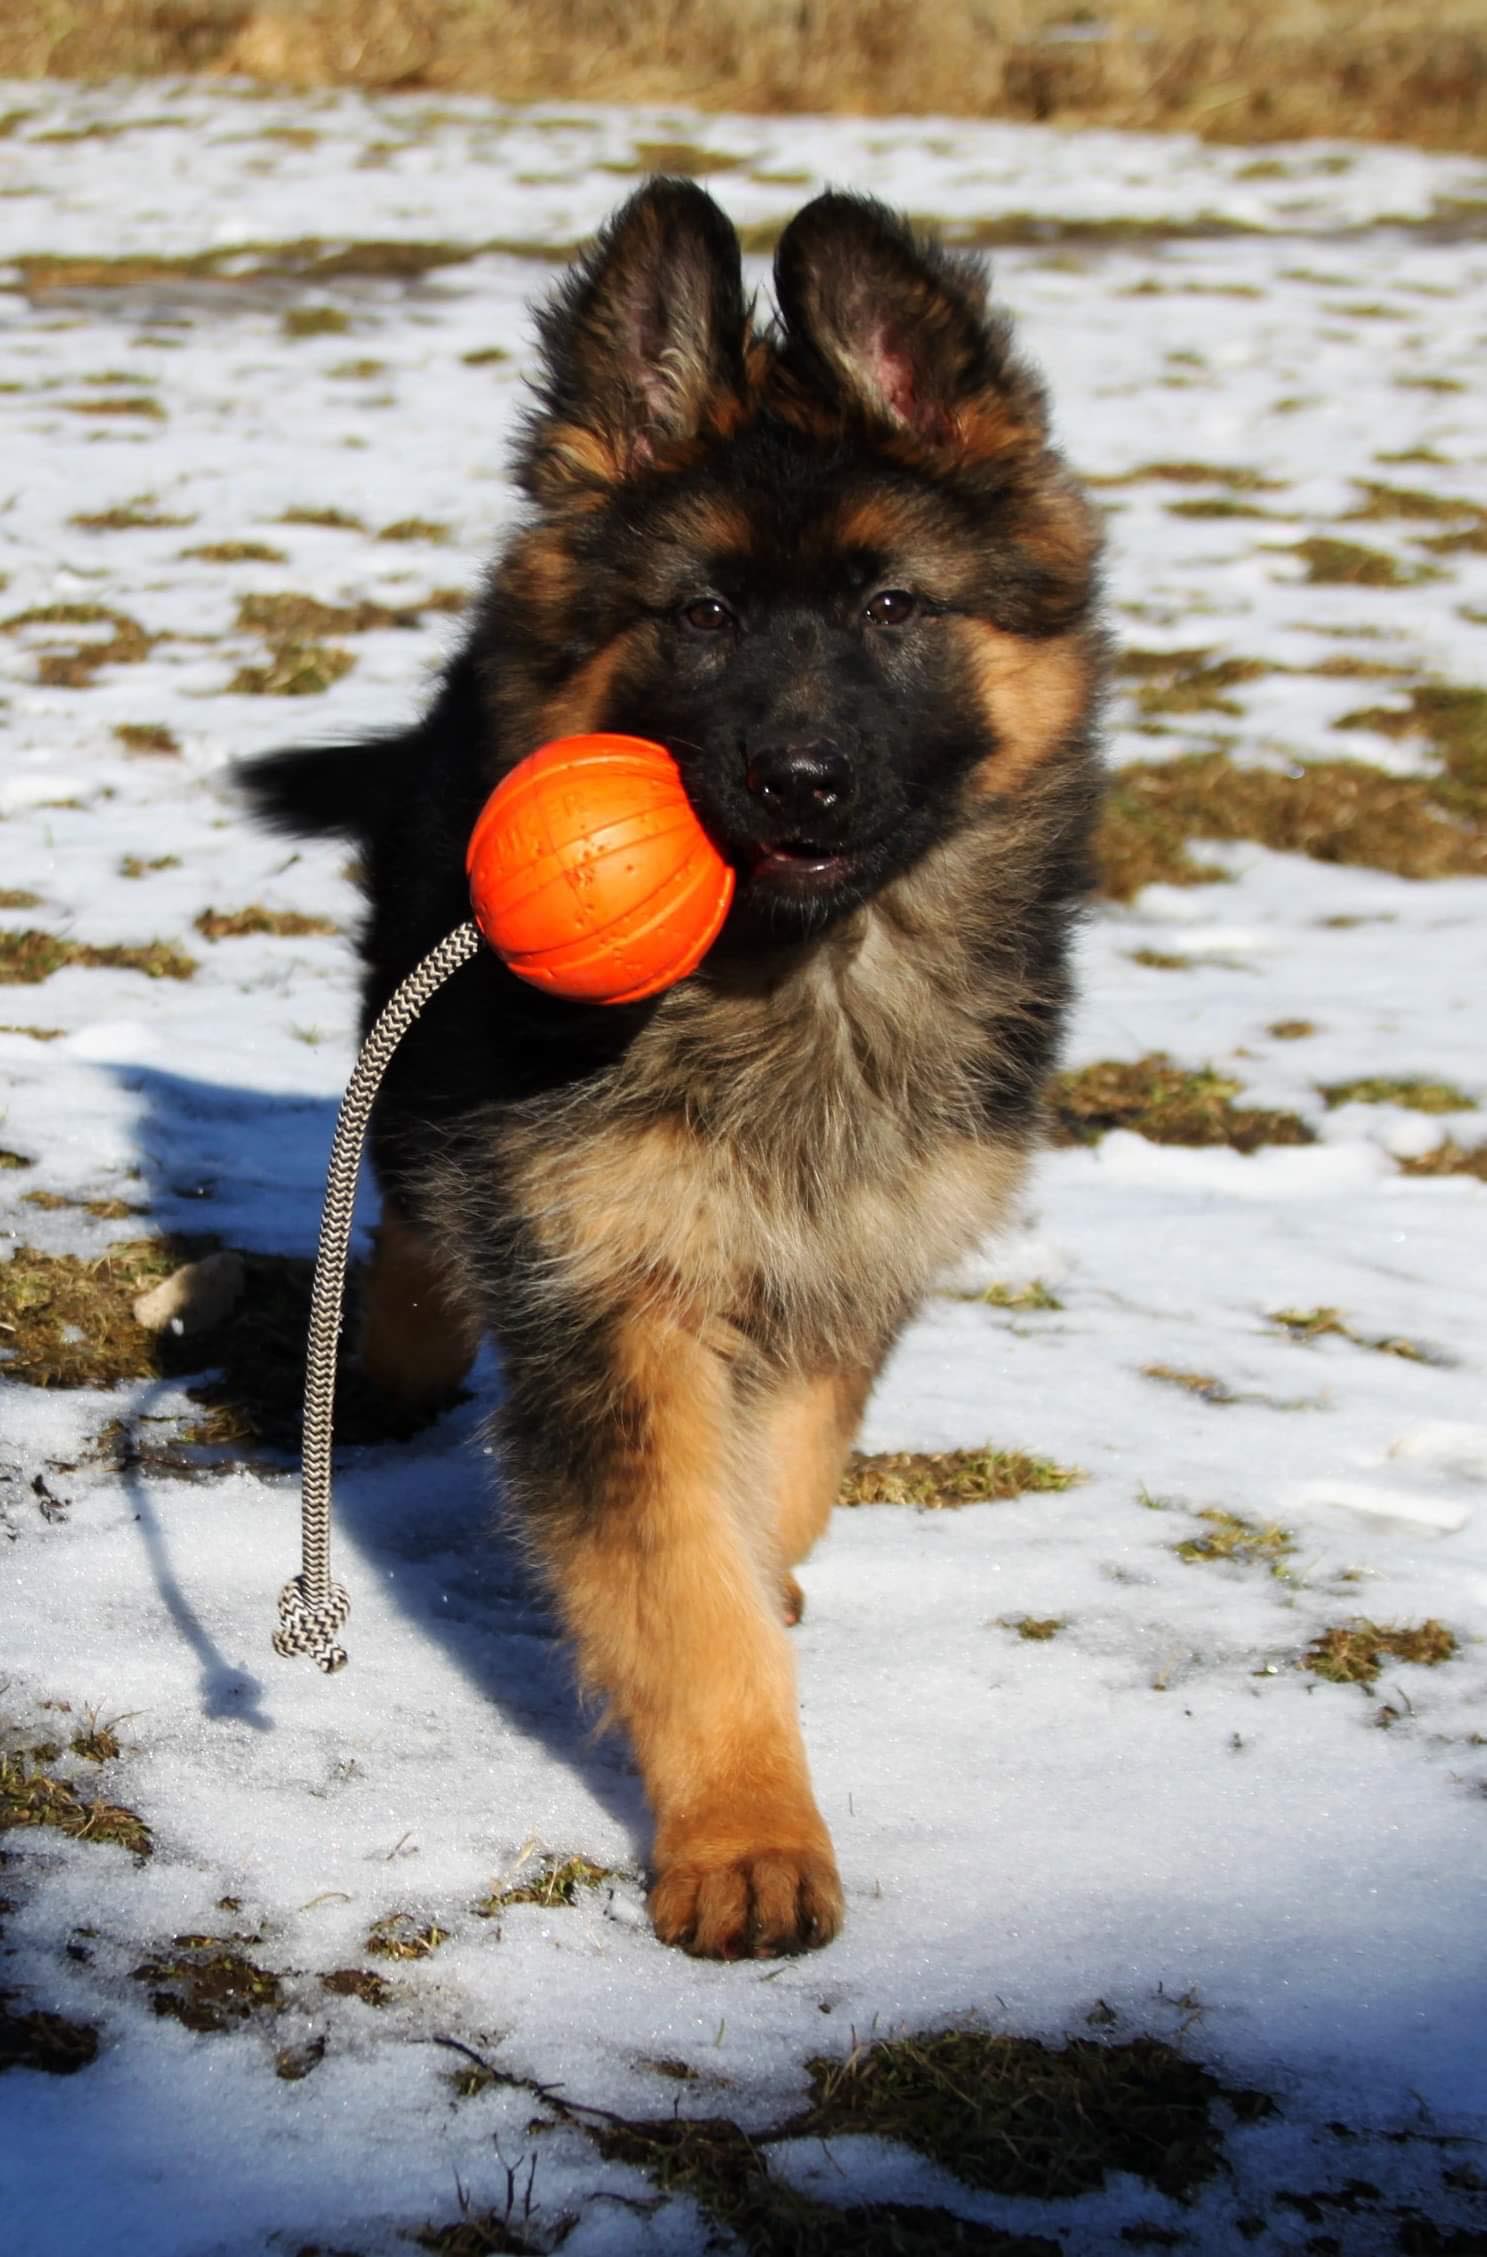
(517, 180, 751, 505)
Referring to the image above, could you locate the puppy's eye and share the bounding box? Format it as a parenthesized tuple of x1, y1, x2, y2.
(865, 589, 917, 628)
(681, 597, 735, 634)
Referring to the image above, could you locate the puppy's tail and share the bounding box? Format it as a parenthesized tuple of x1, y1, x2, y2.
(236, 734, 406, 843)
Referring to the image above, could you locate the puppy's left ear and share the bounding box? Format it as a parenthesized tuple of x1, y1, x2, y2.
(774, 193, 1044, 459)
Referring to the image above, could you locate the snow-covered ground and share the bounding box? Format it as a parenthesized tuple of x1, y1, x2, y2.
(2, 79, 1486, 2256)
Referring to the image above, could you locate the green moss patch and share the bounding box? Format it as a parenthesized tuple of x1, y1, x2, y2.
(1304, 1619, 1457, 1688)
(133, 1943, 281, 2033)
(1175, 1510, 1296, 1570)
(839, 1447, 1081, 1507)
(1049, 1057, 1314, 1152)
(0, 1748, 152, 1858)
(0, 929, 196, 984)
(473, 1854, 613, 1919)
(194, 905, 339, 941)
(1096, 750, 1487, 899)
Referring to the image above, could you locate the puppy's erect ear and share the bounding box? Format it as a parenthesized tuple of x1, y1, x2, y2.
(773, 193, 1045, 460)
(519, 180, 750, 502)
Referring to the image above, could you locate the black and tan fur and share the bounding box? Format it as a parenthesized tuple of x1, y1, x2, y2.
(243, 182, 1104, 1959)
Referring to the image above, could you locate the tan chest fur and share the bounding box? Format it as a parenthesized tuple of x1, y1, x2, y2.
(500, 860, 1030, 1367)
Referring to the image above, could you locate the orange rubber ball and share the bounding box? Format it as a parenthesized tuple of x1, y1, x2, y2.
(465, 734, 735, 1004)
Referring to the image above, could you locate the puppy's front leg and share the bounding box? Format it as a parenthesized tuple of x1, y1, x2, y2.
(507, 1308, 843, 1959)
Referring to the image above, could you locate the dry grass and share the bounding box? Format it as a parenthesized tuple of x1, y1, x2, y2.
(226, 642, 355, 696)
(7, 2, 1487, 153)
(797, 2028, 1272, 2201)
(1399, 1138, 1487, 1183)
(1321, 1075, 1477, 1113)
(1175, 1508, 1295, 1570)
(1143, 1363, 1239, 1406)
(580, 2025, 1271, 2253)
(473, 1853, 613, 1917)
(0, 1999, 100, 2077)
(1096, 743, 1487, 901)
(113, 722, 180, 756)
(133, 1943, 282, 2032)
(2, 602, 155, 689)
(0, 1748, 153, 1859)
(319, 1967, 395, 2006)
(1049, 1056, 1313, 1152)
(0, 929, 197, 984)
(839, 1446, 1081, 1507)
(1304, 1618, 1457, 1688)
(194, 904, 340, 940)
(1285, 537, 1431, 589)
(1268, 1306, 1434, 1361)
(0, 1238, 443, 1451)
(366, 1912, 448, 1959)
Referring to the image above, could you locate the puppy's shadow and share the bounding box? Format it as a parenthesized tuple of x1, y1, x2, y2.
(104, 1059, 649, 1849)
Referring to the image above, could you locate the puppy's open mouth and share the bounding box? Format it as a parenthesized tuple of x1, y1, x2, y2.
(751, 840, 853, 881)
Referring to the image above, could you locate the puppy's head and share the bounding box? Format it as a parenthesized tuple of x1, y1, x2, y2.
(485, 181, 1102, 938)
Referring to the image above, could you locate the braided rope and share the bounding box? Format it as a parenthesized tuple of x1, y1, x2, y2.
(275, 919, 483, 1673)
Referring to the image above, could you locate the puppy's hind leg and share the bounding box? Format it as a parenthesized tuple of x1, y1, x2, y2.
(505, 1307, 843, 1960)
(359, 1205, 481, 1412)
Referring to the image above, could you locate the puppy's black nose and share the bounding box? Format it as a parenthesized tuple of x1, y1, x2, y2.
(744, 743, 854, 824)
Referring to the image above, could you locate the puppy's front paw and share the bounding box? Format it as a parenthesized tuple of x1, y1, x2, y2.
(650, 1845, 843, 1959)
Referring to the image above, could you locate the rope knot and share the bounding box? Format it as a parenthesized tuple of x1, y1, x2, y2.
(274, 1574, 351, 1674)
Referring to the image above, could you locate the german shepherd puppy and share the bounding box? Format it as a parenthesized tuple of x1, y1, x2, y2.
(243, 181, 1103, 1959)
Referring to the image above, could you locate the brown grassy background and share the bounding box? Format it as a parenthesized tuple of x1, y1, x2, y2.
(5, 1, 1487, 154)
